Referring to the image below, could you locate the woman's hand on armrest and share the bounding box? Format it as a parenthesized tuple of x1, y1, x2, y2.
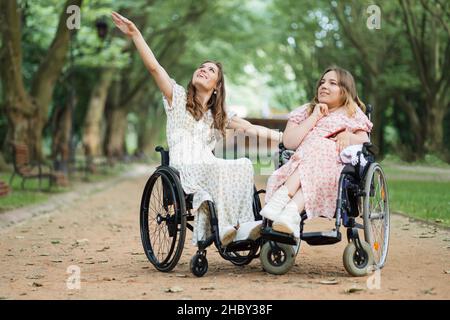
(331, 130, 369, 153)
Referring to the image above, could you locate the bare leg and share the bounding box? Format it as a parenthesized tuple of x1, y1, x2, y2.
(290, 188, 305, 213)
(284, 167, 302, 197)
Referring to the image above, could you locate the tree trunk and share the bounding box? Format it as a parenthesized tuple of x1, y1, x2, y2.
(0, 152, 10, 171)
(29, 0, 83, 160)
(0, 0, 36, 155)
(105, 108, 128, 159)
(394, 95, 426, 160)
(136, 105, 165, 157)
(370, 98, 384, 157)
(51, 99, 74, 175)
(399, 0, 450, 156)
(0, 0, 83, 161)
(82, 69, 114, 160)
(425, 99, 446, 153)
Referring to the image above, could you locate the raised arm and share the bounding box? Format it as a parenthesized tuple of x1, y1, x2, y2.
(228, 116, 282, 142)
(111, 12, 173, 104)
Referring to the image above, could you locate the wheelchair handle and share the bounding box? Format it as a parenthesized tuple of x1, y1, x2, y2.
(366, 104, 373, 119)
(155, 146, 170, 166)
(362, 142, 378, 156)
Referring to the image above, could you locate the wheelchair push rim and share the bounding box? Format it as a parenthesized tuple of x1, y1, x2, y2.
(363, 163, 390, 269)
(140, 169, 186, 272)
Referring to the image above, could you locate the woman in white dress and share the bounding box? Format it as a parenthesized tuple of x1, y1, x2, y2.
(112, 12, 281, 246)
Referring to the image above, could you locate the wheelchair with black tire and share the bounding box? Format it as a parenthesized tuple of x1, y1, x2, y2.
(139, 147, 265, 277)
(259, 104, 390, 276)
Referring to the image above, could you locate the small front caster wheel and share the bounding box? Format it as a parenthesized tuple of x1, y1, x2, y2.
(260, 242, 296, 275)
(343, 241, 374, 277)
(190, 252, 208, 277)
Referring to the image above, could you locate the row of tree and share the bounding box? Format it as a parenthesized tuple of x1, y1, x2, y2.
(250, 0, 449, 160)
(0, 0, 449, 170)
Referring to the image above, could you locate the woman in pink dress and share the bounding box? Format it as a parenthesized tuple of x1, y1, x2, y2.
(260, 66, 373, 238)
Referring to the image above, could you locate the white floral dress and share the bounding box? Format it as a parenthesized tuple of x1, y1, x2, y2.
(162, 80, 255, 244)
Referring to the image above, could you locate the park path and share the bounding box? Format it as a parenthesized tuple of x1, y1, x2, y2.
(0, 164, 449, 300)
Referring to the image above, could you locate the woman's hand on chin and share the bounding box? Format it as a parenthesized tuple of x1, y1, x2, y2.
(311, 103, 329, 121)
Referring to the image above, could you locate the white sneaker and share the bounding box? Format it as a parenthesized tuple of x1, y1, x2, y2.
(234, 221, 263, 241)
(272, 201, 301, 238)
(260, 185, 290, 221)
(219, 225, 237, 247)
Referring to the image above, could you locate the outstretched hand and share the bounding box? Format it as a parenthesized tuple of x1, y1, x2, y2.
(111, 11, 139, 38)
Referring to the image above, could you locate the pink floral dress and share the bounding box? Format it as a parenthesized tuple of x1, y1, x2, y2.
(265, 104, 373, 220)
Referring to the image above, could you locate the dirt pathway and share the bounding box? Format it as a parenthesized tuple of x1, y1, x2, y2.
(0, 165, 449, 300)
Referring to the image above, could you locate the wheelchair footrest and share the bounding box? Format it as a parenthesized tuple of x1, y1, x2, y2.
(260, 227, 297, 245)
(301, 230, 341, 246)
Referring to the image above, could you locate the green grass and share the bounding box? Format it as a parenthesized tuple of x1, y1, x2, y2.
(0, 173, 54, 212)
(0, 163, 130, 212)
(386, 179, 450, 227)
(382, 153, 450, 168)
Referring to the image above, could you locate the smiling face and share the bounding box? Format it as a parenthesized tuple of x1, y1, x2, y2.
(192, 62, 220, 92)
(317, 71, 343, 108)
(310, 66, 364, 117)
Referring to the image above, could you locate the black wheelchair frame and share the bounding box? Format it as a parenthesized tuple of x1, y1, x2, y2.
(140, 146, 265, 277)
(258, 104, 390, 276)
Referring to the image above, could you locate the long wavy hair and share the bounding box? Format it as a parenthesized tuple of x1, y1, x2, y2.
(186, 61, 227, 136)
(309, 66, 366, 117)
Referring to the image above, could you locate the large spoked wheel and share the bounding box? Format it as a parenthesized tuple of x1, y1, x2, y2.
(140, 168, 186, 272)
(260, 241, 296, 275)
(363, 163, 390, 269)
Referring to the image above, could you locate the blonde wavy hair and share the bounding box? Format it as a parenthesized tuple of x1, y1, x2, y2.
(309, 66, 366, 117)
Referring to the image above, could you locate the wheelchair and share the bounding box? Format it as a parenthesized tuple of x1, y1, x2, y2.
(139, 146, 265, 277)
(140, 105, 389, 278)
(258, 104, 390, 276)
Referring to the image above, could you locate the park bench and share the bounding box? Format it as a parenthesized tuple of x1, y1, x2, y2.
(0, 180, 10, 197)
(9, 142, 67, 190)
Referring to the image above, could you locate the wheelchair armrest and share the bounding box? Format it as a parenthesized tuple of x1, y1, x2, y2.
(281, 149, 294, 159)
(277, 142, 295, 167)
(362, 142, 378, 156)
